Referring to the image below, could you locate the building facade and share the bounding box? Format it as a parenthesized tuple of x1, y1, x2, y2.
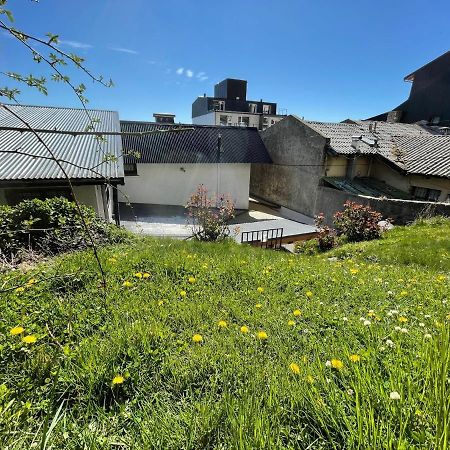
(119, 121, 271, 210)
(0, 104, 124, 224)
(192, 78, 285, 130)
(251, 116, 450, 224)
(370, 50, 450, 126)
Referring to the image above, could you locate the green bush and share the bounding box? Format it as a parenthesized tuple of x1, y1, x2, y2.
(0, 197, 129, 260)
(293, 238, 320, 255)
(333, 201, 384, 242)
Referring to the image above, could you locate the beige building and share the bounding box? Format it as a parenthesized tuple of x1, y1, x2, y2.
(251, 116, 450, 224)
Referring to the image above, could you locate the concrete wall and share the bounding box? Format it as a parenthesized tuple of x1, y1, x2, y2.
(119, 163, 251, 209)
(315, 186, 450, 225)
(250, 115, 328, 217)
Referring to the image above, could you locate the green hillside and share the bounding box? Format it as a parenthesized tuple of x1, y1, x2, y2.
(1, 218, 449, 449)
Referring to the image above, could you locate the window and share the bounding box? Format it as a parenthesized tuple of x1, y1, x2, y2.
(263, 104, 271, 114)
(249, 103, 257, 113)
(213, 100, 225, 111)
(263, 117, 269, 125)
(412, 186, 441, 202)
(219, 115, 228, 126)
(124, 163, 138, 176)
(238, 116, 250, 127)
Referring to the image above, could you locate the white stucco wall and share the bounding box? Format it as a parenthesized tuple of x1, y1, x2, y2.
(193, 112, 284, 130)
(119, 163, 251, 209)
(0, 185, 113, 221)
(192, 112, 216, 125)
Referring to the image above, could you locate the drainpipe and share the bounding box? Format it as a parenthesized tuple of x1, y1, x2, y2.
(112, 183, 120, 226)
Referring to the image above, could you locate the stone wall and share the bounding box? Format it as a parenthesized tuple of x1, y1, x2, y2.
(315, 186, 450, 225)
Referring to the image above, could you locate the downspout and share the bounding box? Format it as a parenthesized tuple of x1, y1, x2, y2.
(112, 183, 120, 226)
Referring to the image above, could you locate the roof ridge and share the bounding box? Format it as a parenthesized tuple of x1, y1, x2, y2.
(2, 103, 118, 114)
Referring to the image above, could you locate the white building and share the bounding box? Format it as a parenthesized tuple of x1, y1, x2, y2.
(0, 104, 124, 223)
(118, 121, 272, 210)
(192, 78, 286, 131)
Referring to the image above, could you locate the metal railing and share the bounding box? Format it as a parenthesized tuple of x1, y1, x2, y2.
(241, 227, 284, 250)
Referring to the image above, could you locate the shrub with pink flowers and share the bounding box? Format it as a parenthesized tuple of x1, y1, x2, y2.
(186, 184, 236, 242)
(333, 201, 384, 242)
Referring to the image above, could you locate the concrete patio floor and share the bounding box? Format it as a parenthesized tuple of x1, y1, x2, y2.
(119, 200, 317, 242)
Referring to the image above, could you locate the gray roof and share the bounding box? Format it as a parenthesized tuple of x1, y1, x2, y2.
(298, 117, 450, 178)
(121, 121, 271, 164)
(0, 104, 124, 182)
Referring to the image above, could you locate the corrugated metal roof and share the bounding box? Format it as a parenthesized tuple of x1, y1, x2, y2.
(120, 121, 271, 164)
(296, 117, 450, 178)
(0, 104, 124, 181)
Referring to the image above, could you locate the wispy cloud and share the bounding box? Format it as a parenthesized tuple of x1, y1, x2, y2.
(109, 46, 139, 55)
(59, 40, 93, 49)
(176, 67, 184, 75)
(186, 69, 194, 78)
(196, 71, 209, 81)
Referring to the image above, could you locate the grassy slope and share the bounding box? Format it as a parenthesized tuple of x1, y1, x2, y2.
(0, 219, 449, 449)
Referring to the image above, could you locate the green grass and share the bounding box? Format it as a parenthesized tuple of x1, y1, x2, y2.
(0, 218, 449, 449)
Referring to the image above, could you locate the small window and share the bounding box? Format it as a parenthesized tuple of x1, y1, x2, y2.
(238, 116, 249, 127)
(263, 104, 271, 114)
(412, 186, 441, 202)
(249, 103, 257, 113)
(219, 115, 228, 126)
(263, 117, 269, 125)
(124, 163, 138, 176)
(213, 100, 225, 111)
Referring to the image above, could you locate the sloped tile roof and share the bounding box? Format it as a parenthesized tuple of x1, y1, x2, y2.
(121, 121, 271, 164)
(296, 117, 450, 178)
(0, 104, 124, 181)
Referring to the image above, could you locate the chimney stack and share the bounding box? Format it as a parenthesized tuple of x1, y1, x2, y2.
(153, 113, 176, 124)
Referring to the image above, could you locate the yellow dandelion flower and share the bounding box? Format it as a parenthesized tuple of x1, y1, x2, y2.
(350, 268, 359, 275)
(122, 280, 132, 287)
(15, 287, 25, 293)
(349, 354, 361, 363)
(240, 325, 249, 334)
(257, 287, 264, 293)
(22, 335, 37, 344)
(158, 300, 164, 306)
(112, 375, 125, 385)
(289, 363, 301, 374)
(218, 320, 227, 328)
(10, 326, 24, 335)
(180, 290, 187, 297)
(293, 309, 302, 317)
(143, 272, 150, 279)
(192, 334, 203, 343)
(400, 290, 408, 297)
(306, 291, 313, 298)
(306, 375, 315, 384)
(27, 278, 37, 285)
(437, 275, 446, 282)
(398, 316, 408, 323)
(188, 277, 196, 284)
(287, 320, 296, 326)
(255, 303, 262, 309)
(257, 331, 268, 340)
(134, 272, 143, 278)
(330, 359, 344, 370)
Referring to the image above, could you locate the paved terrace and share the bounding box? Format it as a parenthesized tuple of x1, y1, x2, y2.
(119, 200, 317, 244)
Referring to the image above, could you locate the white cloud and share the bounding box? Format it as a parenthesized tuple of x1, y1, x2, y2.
(176, 67, 184, 75)
(109, 46, 139, 55)
(199, 76, 209, 82)
(186, 69, 194, 78)
(59, 40, 93, 49)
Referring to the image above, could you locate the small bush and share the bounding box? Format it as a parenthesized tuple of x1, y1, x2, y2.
(0, 197, 129, 261)
(333, 201, 383, 242)
(294, 238, 319, 255)
(186, 184, 235, 242)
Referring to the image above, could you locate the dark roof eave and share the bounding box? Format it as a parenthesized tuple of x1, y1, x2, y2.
(0, 177, 124, 188)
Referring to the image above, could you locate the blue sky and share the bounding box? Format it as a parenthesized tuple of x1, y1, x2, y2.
(2, 0, 450, 123)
